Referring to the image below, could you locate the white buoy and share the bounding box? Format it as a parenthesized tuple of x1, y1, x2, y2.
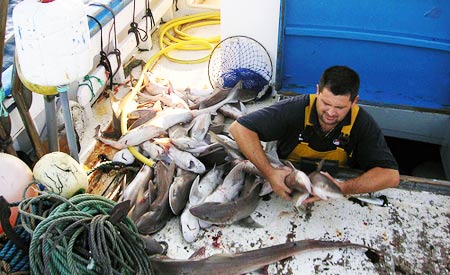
(13, 0, 92, 161)
(33, 152, 88, 198)
(12, 0, 92, 87)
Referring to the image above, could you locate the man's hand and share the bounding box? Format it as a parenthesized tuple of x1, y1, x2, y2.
(267, 166, 293, 200)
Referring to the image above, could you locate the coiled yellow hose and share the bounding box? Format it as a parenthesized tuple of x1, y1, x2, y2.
(120, 11, 220, 167)
(159, 11, 220, 63)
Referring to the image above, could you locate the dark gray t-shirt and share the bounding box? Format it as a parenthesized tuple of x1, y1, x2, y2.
(237, 94, 398, 171)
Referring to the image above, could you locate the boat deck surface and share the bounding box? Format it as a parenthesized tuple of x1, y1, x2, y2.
(80, 14, 450, 275)
(154, 186, 449, 275)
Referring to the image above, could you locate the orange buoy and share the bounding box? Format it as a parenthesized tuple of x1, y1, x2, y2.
(0, 153, 37, 233)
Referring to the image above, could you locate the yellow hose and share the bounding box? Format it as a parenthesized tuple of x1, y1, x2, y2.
(159, 11, 220, 63)
(173, 20, 220, 42)
(121, 11, 220, 167)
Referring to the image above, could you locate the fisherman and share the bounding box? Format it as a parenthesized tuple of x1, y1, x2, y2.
(228, 65, 400, 204)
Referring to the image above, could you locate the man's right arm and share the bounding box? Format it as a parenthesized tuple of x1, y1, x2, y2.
(228, 121, 293, 200)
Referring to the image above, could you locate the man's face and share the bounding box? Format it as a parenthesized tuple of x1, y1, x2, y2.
(315, 86, 358, 129)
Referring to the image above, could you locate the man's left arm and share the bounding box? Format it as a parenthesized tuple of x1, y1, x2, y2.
(337, 167, 399, 195)
(340, 109, 400, 194)
(302, 167, 399, 204)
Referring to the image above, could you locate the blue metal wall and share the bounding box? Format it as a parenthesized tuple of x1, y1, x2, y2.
(276, 0, 450, 111)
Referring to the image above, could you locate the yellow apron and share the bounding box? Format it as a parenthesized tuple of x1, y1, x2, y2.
(287, 94, 359, 167)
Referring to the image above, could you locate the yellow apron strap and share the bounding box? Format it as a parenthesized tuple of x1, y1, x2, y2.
(288, 94, 360, 166)
(340, 104, 360, 139)
(304, 94, 316, 127)
(287, 142, 348, 166)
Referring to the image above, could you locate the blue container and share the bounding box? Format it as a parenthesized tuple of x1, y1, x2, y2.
(276, 0, 450, 111)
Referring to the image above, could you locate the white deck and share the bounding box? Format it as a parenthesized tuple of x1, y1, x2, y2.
(123, 26, 449, 275)
(77, 6, 450, 275)
(153, 186, 449, 274)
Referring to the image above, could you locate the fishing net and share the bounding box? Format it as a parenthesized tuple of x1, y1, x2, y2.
(208, 36, 272, 91)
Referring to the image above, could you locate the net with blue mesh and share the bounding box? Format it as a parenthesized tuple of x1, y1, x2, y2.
(221, 68, 269, 92)
(208, 36, 272, 92)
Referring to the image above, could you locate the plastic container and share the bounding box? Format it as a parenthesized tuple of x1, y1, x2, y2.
(12, 0, 92, 88)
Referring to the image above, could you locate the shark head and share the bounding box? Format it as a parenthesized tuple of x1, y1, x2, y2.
(309, 171, 344, 200)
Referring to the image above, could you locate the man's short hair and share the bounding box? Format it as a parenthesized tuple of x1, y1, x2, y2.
(319, 66, 360, 102)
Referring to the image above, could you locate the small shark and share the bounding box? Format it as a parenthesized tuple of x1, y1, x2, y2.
(309, 160, 344, 200)
(189, 175, 262, 225)
(150, 239, 379, 275)
(136, 161, 175, 234)
(169, 168, 198, 215)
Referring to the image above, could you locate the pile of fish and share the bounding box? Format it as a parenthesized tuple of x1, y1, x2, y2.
(94, 73, 344, 243)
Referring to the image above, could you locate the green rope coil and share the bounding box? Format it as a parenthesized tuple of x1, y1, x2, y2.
(18, 192, 153, 275)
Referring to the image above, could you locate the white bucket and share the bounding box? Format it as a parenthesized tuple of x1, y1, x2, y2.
(12, 0, 92, 87)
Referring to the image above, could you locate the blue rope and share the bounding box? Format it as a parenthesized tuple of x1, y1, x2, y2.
(0, 226, 30, 272)
(0, 199, 33, 272)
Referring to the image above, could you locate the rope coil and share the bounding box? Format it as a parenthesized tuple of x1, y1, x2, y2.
(0, 225, 30, 274)
(18, 192, 153, 275)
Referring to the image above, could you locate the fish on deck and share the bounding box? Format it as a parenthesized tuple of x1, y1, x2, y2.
(149, 239, 378, 275)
